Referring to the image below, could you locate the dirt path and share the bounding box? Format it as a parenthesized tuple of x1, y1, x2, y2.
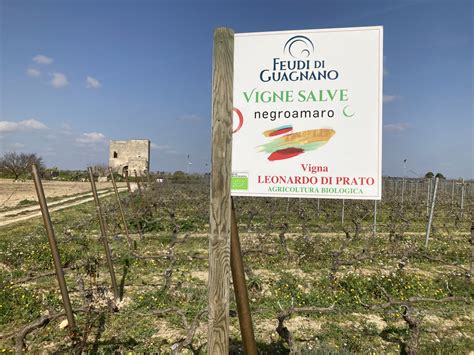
(0, 188, 112, 219)
(0, 178, 126, 209)
(0, 187, 127, 228)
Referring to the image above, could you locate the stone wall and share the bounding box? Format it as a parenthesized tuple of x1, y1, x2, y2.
(109, 139, 150, 176)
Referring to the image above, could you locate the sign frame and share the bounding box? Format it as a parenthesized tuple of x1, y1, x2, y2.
(231, 26, 384, 200)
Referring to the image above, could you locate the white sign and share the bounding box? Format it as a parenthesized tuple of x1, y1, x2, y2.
(231, 26, 383, 200)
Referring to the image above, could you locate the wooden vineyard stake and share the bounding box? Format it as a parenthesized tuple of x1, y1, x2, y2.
(341, 199, 345, 225)
(146, 169, 152, 187)
(88, 167, 119, 300)
(426, 178, 431, 216)
(451, 180, 455, 206)
(373, 200, 377, 237)
(124, 169, 132, 193)
(134, 170, 143, 197)
(124, 169, 144, 238)
(401, 178, 405, 208)
(209, 27, 234, 354)
(31, 164, 77, 334)
(425, 177, 439, 249)
(470, 222, 474, 279)
(109, 168, 134, 250)
(231, 199, 257, 355)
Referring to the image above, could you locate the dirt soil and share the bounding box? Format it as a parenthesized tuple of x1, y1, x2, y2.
(0, 178, 122, 209)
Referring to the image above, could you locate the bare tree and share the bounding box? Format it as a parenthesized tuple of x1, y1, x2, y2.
(91, 164, 109, 177)
(0, 152, 45, 180)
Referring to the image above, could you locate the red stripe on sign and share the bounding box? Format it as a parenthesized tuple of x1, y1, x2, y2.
(268, 147, 305, 161)
(268, 127, 293, 137)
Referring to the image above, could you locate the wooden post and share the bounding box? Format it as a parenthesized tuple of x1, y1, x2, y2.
(109, 168, 134, 250)
(124, 169, 132, 193)
(373, 200, 377, 237)
(451, 180, 455, 206)
(426, 178, 431, 216)
(146, 169, 152, 187)
(401, 178, 405, 208)
(461, 178, 465, 218)
(31, 165, 76, 334)
(88, 167, 119, 299)
(470, 222, 473, 279)
(341, 199, 345, 225)
(208, 27, 234, 354)
(134, 170, 143, 197)
(231, 199, 257, 354)
(425, 177, 439, 249)
(125, 170, 144, 238)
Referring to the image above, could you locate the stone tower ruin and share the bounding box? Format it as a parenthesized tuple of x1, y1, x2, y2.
(109, 139, 150, 176)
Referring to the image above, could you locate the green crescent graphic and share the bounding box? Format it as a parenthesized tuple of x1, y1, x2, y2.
(343, 105, 355, 118)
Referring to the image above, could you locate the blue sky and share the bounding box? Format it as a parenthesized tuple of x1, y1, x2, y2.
(0, 0, 472, 178)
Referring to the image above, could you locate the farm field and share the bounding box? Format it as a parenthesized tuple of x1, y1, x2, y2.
(0, 178, 126, 210)
(0, 179, 127, 227)
(0, 177, 472, 353)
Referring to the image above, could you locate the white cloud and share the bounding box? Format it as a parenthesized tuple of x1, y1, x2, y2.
(86, 76, 102, 89)
(50, 72, 69, 88)
(0, 121, 18, 132)
(384, 123, 410, 132)
(76, 132, 106, 144)
(0, 118, 48, 133)
(33, 54, 53, 65)
(26, 68, 41, 77)
(383, 95, 401, 103)
(22, 119, 48, 130)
